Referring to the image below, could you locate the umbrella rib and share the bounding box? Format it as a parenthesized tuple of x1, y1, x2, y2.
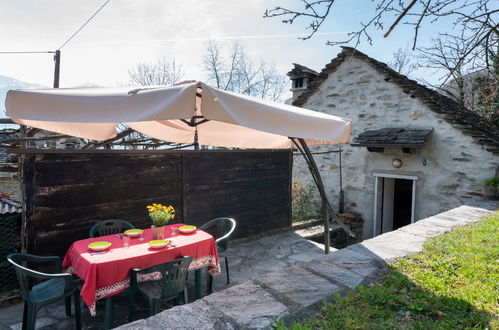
(180, 116, 210, 127)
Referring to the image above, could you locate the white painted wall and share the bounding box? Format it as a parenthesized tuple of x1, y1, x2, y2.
(293, 57, 498, 239)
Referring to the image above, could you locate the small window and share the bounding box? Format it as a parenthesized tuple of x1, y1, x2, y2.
(294, 78, 304, 88)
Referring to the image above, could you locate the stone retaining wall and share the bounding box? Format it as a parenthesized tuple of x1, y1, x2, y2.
(118, 202, 497, 330)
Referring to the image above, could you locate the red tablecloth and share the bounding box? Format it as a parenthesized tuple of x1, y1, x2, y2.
(62, 224, 220, 316)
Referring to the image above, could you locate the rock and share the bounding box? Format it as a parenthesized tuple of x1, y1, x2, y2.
(398, 222, 451, 238)
(203, 282, 288, 329)
(151, 300, 233, 330)
(353, 231, 426, 263)
(255, 266, 342, 320)
(302, 260, 366, 290)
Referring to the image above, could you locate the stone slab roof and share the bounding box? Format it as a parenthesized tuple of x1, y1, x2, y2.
(287, 63, 319, 77)
(292, 47, 499, 155)
(351, 127, 434, 147)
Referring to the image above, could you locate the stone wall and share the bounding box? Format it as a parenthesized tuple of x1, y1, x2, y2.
(293, 57, 498, 239)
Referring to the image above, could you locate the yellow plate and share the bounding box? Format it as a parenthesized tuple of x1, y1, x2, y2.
(124, 229, 144, 237)
(148, 240, 170, 249)
(88, 241, 112, 252)
(178, 225, 197, 234)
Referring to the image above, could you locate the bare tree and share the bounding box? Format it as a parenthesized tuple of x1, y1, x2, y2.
(388, 47, 417, 77)
(419, 35, 470, 105)
(264, 0, 498, 75)
(417, 32, 496, 110)
(128, 58, 184, 86)
(202, 40, 288, 101)
(473, 47, 498, 126)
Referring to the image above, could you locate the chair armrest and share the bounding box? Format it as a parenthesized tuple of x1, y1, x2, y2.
(18, 254, 63, 273)
(16, 264, 72, 281)
(18, 266, 75, 292)
(215, 228, 235, 245)
(213, 218, 236, 244)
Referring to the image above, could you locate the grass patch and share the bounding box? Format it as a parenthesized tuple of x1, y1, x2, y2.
(278, 212, 498, 329)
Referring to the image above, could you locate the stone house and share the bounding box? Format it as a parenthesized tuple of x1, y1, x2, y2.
(289, 47, 498, 239)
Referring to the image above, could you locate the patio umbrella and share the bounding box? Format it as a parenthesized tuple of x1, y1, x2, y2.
(5, 81, 353, 252)
(5, 81, 351, 148)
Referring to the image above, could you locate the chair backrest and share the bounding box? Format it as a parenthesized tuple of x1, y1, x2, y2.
(89, 219, 136, 238)
(198, 217, 236, 252)
(7, 253, 73, 300)
(131, 256, 192, 300)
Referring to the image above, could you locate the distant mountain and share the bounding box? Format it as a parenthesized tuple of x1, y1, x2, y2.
(0, 75, 46, 116)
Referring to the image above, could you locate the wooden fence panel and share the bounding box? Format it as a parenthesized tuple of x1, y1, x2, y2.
(20, 150, 291, 257)
(183, 151, 292, 240)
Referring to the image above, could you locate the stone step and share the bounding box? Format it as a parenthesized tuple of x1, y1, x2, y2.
(294, 222, 342, 240)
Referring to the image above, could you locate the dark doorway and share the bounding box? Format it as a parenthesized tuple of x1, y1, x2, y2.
(392, 178, 413, 230)
(378, 176, 415, 235)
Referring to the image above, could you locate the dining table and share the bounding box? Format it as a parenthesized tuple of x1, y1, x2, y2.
(62, 223, 220, 329)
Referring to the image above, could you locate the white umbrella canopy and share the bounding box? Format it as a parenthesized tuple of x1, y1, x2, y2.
(5, 81, 351, 148)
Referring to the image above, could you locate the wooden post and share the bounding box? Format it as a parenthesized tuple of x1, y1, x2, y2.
(51, 50, 60, 148)
(53, 50, 61, 88)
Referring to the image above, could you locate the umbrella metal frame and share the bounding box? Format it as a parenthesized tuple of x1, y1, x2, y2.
(291, 138, 355, 254)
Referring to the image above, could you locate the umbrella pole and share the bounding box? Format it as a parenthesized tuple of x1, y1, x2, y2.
(292, 138, 355, 254)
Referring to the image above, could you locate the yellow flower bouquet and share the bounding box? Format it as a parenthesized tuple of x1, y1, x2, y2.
(147, 203, 175, 227)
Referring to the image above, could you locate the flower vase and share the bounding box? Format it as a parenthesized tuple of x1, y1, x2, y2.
(151, 226, 165, 240)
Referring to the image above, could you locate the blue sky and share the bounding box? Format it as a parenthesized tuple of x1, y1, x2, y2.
(0, 0, 448, 89)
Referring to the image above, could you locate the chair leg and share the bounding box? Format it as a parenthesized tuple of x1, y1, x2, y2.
(150, 299, 160, 316)
(65, 296, 72, 316)
(104, 297, 113, 330)
(74, 292, 81, 330)
(225, 256, 230, 284)
(25, 303, 37, 330)
(183, 288, 188, 304)
(207, 272, 213, 295)
(22, 301, 28, 330)
(128, 288, 135, 322)
(194, 269, 202, 299)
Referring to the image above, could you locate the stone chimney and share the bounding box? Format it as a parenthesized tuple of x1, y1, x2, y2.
(287, 63, 319, 101)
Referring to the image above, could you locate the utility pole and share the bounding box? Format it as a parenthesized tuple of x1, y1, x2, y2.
(51, 50, 61, 149)
(53, 50, 61, 88)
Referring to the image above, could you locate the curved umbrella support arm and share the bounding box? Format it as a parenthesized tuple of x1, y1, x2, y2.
(291, 138, 355, 254)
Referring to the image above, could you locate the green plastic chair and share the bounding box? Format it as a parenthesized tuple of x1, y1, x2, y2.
(88, 219, 134, 328)
(7, 253, 81, 330)
(199, 217, 236, 293)
(89, 219, 135, 238)
(128, 256, 193, 320)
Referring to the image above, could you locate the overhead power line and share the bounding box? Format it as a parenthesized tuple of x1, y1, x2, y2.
(0, 51, 54, 54)
(58, 0, 112, 50)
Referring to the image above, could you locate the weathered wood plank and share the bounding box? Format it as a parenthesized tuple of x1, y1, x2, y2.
(21, 150, 292, 257)
(32, 180, 182, 208)
(183, 150, 292, 240)
(33, 155, 182, 187)
(30, 195, 183, 231)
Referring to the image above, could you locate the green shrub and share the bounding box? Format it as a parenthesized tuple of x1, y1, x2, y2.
(481, 177, 499, 188)
(291, 183, 320, 222)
